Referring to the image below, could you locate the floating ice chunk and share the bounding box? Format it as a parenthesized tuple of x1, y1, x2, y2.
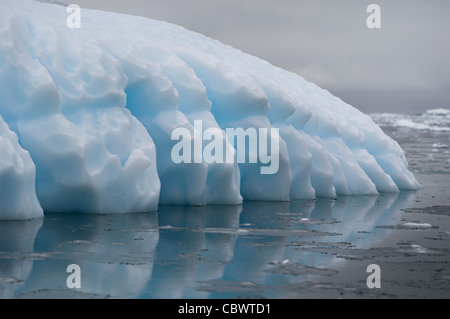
(432, 143, 448, 149)
(410, 244, 429, 254)
(401, 222, 433, 229)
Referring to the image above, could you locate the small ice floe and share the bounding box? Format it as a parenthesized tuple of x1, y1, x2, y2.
(401, 244, 442, 255)
(241, 281, 257, 287)
(64, 240, 93, 245)
(399, 244, 436, 254)
(159, 225, 175, 230)
(0, 277, 23, 284)
(409, 244, 429, 254)
(432, 143, 448, 149)
(401, 222, 433, 229)
(269, 259, 289, 265)
(201, 227, 250, 235)
(111, 242, 126, 246)
(300, 218, 310, 221)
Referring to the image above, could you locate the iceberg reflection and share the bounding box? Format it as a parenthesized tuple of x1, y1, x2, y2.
(0, 191, 417, 298)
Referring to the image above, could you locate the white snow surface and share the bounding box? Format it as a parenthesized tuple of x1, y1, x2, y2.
(0, 0, 420, 219)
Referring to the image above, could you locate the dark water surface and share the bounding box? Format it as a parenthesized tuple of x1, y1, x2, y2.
(1, 115, 449, 299)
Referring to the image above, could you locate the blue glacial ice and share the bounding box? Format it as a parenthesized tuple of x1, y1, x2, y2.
(0, 0, 420, 219)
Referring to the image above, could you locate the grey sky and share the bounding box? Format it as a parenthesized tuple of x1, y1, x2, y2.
(41, 0, 450, 114)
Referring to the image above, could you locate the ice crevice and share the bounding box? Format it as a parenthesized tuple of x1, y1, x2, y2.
(0, 0, 420, 219)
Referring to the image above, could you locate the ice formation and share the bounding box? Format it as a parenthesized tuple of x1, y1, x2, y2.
(371, 108, 450, 132)
(0, 0, 420, 219)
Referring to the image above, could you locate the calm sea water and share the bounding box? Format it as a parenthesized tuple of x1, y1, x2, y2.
(1, 110, 449, 299)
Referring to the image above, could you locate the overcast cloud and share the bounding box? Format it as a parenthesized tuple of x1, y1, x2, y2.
(39, 0, 450, 114)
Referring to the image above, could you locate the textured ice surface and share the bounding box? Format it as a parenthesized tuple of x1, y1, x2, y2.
(0, 0, 420, 219)
(0, 115, 43, 219)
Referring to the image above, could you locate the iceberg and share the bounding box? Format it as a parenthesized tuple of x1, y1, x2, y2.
(0, 0, 420, 219)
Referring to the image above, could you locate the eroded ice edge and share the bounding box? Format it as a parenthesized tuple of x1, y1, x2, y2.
(0, 0, 420, 220)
